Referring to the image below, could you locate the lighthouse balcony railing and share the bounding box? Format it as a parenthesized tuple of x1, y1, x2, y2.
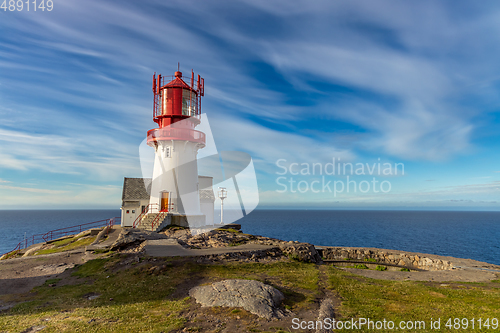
(155, 75, 203, 92)
(147, 127, 206, 144)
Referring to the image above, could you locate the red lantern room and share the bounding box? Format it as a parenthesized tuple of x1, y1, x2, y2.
(147, 68, 206, 146)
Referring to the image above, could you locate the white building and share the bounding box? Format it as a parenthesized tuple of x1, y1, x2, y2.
(120, 176, 215, 229)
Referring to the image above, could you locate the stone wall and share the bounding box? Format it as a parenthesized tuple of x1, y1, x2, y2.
(321, 247, 454, 271)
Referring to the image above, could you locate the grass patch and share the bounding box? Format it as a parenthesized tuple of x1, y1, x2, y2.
(43, 278, 62, 286)
(72, 257, 115, 278)
(1, 250, 22, 260)
(36, 237, 96, 255)
(400, 267, 410, 272)
(327, 267, 500, 332)
(364, 258, 377, 263)
(0, 257, 321, 332)
(352, 264, 369, 269)
(1, 255, 190, 332)
(50, 237, 77, 247)
(2, 254, 500, 333)
(376, 265, 388, 271)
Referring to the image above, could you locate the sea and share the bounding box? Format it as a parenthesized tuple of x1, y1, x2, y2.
(0, 209, 499, 266)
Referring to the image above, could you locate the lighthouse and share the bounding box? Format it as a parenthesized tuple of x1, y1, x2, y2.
(120, 66, 258, 230)
(145, 68, 208, 229)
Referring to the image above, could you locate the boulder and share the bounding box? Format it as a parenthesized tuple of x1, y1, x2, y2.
(189, 279, 285, 319)
(279, 242, 322, 263)
(22, 245, 44, 257)
(75, 228, 102, 239)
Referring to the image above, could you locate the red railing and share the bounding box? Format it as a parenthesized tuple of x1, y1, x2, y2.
(151, 211, 167, 231)
(132, 204, 158, 228)
(2, 217, 120, 257)
(147, 127, 206, 145)
(152, 71, 204, 120)
(41, 218, 119, 242)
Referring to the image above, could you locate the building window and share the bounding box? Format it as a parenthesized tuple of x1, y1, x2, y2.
(132, 210, 135, 214)
(126, 210, 129, 214)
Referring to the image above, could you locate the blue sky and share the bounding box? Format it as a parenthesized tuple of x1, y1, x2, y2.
(1, 0, 499, 210)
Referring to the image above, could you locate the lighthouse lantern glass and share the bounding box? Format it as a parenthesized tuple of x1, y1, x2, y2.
(182, 89, 197, 116)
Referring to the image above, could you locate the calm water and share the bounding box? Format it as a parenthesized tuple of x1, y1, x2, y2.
(1, 209, 499, 265)
(0, 210, 120, 255)
(238, 210, 500, 265)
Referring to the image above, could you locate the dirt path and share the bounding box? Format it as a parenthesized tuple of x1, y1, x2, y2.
(143, 239, 277, 257)
(0, 250, 97, 296)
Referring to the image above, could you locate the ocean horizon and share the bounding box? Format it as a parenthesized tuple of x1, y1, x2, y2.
(1, 209, 499, 266)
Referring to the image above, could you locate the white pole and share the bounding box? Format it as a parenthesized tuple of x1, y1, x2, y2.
(221, 198, 224, 224)
(218, 187, 227, 225)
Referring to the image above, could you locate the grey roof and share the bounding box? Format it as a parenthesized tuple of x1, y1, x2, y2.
(122, 178, 152, 201)
(200, 189, 215, 201)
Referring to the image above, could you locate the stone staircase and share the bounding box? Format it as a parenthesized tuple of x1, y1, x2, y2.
(136, 213, 171, 232)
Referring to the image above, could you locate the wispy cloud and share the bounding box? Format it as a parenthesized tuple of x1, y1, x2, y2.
(1, 0, 500, 207)
(0, 184, 67, 194)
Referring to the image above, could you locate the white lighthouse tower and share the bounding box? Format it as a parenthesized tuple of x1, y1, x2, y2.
(146, 68, 207, 229)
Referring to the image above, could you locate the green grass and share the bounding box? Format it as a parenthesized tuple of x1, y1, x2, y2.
(35, 237, 96, 255)
(327, 266, 500, 332)
(0, 257, 321, 332)
(1, 255, 189, 332)
(364, 258, 377, 263)
(376, 265, 388, 271)
(353, 264, 369, 269)
(49, 237, 78, 247)
(1, 250, 22, 260)
(3, 252, 499, 333)
(400, 267, 410, 272)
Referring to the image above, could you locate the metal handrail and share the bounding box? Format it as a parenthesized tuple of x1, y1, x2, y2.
(132, 204, 158, 228)
(41, 218, 118, 242)
(2, 217, 120, 257)
(151, 211, 167, 231)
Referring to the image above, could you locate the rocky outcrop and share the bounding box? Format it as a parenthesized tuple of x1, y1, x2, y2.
(22, 245, 44, 257)
(321, 247, 454, 271)
(279, 241, 322, 263)
(189, 279, 285, 319)
(75, 228, 102, 239)
(162, 228, 283, 249)
(110, 228, 168, 251)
